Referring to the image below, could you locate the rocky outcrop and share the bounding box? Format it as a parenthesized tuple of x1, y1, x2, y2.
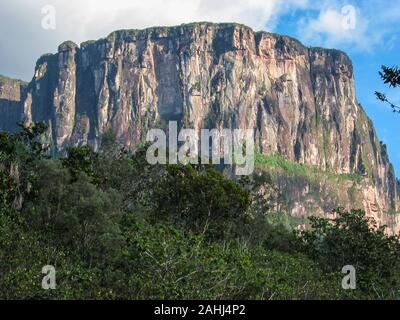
(0, 22, 398, 229)
(0, 75, 27, 132)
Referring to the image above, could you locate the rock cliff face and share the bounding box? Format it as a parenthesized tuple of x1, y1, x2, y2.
(0, 23, 399, 231)
(0, 75, 27, 132)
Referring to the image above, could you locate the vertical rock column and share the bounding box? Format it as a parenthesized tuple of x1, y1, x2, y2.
(53, 41, 78, 151)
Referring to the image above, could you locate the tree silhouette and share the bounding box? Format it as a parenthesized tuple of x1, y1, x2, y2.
(375, 65, 400, 113)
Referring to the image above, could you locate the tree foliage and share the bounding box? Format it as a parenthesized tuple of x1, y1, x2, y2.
(297, 208, 400, 298)
(0, 123, 400, 299)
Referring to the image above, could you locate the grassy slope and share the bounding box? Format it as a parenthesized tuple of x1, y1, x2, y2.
(255, 154, 367, 228)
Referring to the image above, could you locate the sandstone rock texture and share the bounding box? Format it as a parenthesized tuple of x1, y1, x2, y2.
(0, 23, 399, 231)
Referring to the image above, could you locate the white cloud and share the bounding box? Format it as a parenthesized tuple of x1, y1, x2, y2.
(46, 0, 310, 38)
(0, 0, 308, 80)
(298, 5, 372, 50)
(296, 0, 400, 52)
(0, 0, 308, 41)
(0, 0, 398, 80)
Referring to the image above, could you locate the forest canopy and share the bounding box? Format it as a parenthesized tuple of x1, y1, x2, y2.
(0, 123, 399, 299)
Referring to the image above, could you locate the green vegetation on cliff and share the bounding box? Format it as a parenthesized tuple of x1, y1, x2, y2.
(254, 153, 369, 225)
(0, 74, 28, 87)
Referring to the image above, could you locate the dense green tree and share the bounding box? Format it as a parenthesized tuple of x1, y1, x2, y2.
(1, 122, 400, 300)
(151, 164, 251, 239)
(297, 208, 400, 298)
(62, 146, 99, 183)
(0, 122, 49, 212)
(104, 215, 346, 300)
(26, 160, 123, 266)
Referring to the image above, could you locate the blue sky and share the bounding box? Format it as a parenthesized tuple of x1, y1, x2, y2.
(0, 0, 399, 174)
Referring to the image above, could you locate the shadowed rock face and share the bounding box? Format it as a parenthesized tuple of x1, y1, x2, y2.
(0, 22, 399, 229)
(0, 75, 27, 132)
